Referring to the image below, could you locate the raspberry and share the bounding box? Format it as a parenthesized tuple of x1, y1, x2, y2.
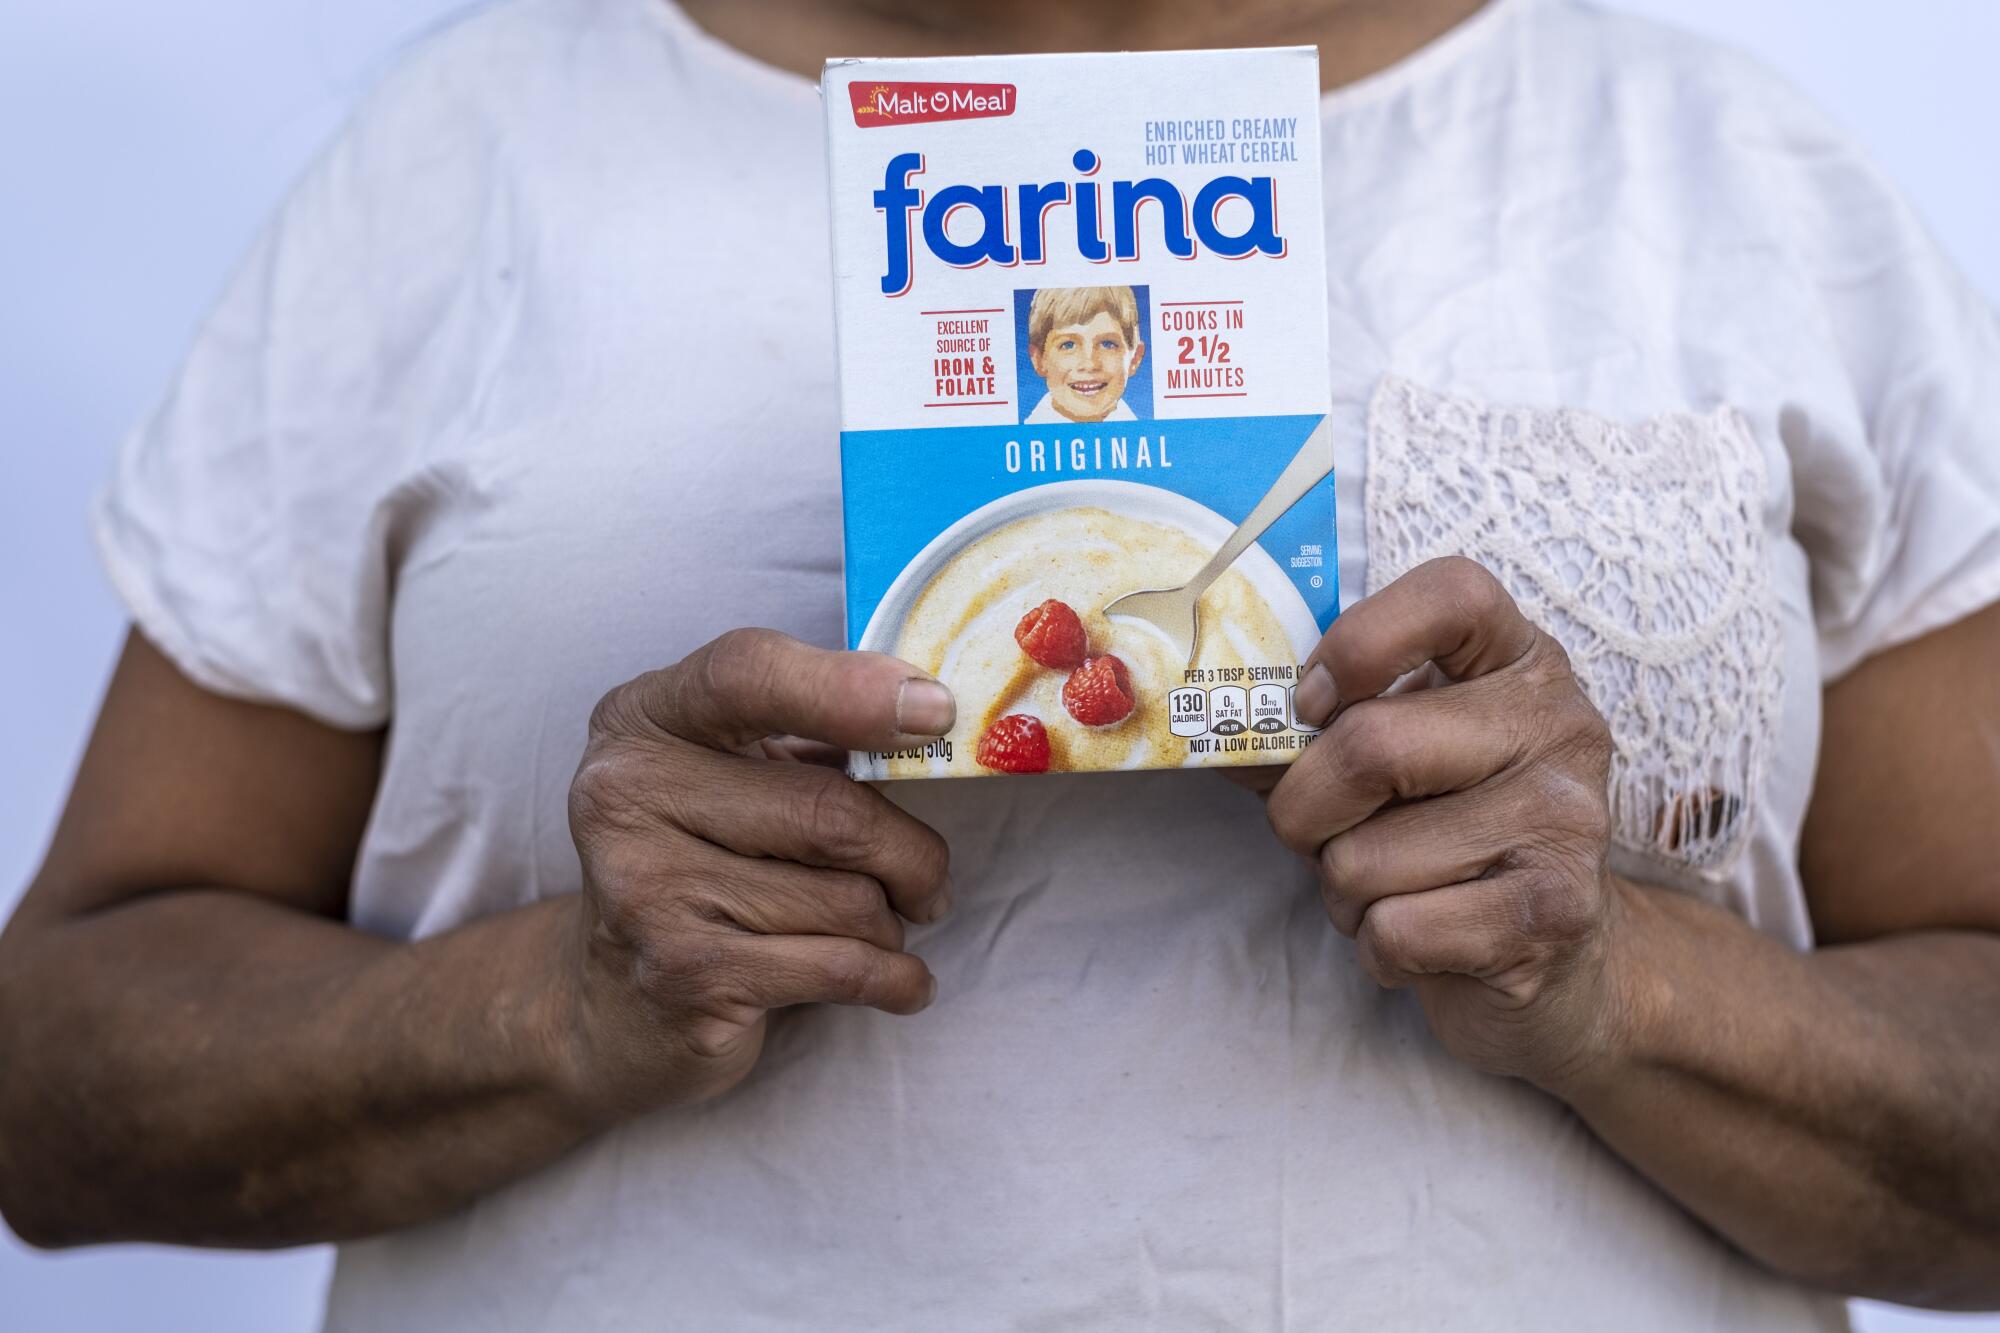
(1062, 654, 1136, 727)
(1014, 599, 1087, 671)
(976, 714, 1053, 773)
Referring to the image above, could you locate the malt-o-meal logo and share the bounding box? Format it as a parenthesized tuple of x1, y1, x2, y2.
(850, 81, 1017, 128)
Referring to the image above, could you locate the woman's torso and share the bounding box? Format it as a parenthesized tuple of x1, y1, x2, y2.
(322, 0, 1863, 1326)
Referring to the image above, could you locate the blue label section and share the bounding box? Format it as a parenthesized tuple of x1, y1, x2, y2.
(841, 413, 1339, 649)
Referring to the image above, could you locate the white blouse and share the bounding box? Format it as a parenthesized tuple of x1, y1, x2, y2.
(92, 0, 2000, 1328)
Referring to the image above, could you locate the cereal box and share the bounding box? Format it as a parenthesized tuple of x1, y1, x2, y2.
(822, 48, 1335, 778)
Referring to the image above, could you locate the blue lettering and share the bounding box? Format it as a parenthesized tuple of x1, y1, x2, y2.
(1193, 176, 1285, 258)
(1016, 181, 1068, 264)
(874, 148, 1285, 293)
(1071, 149, 1107, 262)
(874, 151, 925, 296)
(922, 184, 1017, 268)
(1111, 178, 1192, 260)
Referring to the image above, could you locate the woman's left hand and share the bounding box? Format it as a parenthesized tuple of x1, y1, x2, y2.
(1267, 556, 1631, 1093)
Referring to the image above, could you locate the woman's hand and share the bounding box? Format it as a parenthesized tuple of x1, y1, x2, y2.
(1267, 556, 1627, 1092)
(559, 629, 958, 1115)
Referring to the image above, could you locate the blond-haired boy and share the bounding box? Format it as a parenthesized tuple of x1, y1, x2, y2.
(1024, 286, 1147, 424)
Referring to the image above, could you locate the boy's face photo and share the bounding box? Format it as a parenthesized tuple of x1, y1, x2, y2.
(1031, 309, 1145, 423)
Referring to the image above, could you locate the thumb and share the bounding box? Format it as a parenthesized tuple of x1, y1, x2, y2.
(617, 628, 956, 753)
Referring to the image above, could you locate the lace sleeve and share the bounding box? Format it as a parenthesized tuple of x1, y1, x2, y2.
(1365, 375, 1783, 877)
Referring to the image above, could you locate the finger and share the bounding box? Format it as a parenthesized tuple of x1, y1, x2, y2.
(607, 628, 956, 754)
(1311, 782, 1526, 936)
(657, 745, 953, 923)
(753, 736, 851, 768)
(726, 933, 937, 1016)
(667, 838, 906, 951)
(1354, 870, 1600, 990)
(1295, 557, 1538, 728)
(1266, 675, 1531, 855)
(1353, 880, 1534, 989)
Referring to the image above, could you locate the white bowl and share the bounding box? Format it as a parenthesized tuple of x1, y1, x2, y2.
(856, 478, 1323, 666)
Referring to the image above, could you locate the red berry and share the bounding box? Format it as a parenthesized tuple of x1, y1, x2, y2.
(1062, 654, 1136, 727)
(976, 714, 1053, 773)
(1014, 599, 1087, 670)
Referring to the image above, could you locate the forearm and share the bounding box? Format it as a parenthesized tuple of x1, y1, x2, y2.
(0, 889, 606, 1248)
(1557, 880, 2000, 1307)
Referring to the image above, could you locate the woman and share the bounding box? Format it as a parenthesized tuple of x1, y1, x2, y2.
(3, 0, 1997, 1328)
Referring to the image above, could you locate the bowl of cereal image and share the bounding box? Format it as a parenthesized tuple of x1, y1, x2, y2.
(856, 479, 1323, 779)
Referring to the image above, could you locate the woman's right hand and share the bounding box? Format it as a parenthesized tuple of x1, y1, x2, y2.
(558, 629, 957, 1114)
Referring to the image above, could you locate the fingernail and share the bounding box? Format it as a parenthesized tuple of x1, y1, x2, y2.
(921, 975, 939, 1009)
(897, 677, 956, 736)
(1295, 662, 1337, 729)
(928, 878, 954, 923)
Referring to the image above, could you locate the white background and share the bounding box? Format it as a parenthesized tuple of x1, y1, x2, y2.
(2, 2, 1997, 1329)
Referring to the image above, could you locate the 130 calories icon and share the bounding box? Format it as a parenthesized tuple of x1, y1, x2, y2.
(1169, 687, 1208, 739)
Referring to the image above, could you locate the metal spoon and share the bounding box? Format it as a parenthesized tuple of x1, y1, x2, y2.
(1103, 417, 1334, 667)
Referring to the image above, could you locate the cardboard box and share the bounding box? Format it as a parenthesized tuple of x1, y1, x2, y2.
(823, 48, 1336, 778)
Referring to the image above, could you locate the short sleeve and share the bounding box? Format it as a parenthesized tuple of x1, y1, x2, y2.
(1763, 85, 2000, 681)
(91, 47, 495, 728)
